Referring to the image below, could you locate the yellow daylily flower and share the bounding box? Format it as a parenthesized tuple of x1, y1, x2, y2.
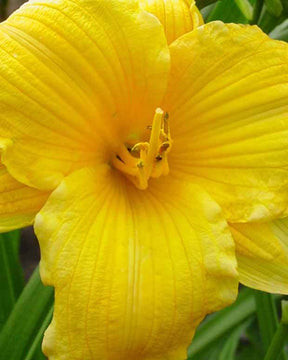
(1, 0, 288, 359)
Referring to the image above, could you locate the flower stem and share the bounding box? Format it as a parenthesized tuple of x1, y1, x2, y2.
(251, 0, 264, 24)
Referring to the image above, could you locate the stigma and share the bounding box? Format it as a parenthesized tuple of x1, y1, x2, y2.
(112, 108, 172, 190)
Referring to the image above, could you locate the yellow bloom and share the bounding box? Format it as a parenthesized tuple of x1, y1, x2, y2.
(1, 0, 288, 359)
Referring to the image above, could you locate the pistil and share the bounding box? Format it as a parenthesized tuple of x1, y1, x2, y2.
(112, 108, 172, 190)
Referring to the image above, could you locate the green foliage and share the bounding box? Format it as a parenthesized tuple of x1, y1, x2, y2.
(0, 231, 24, 329)
(254, 292, 287, 360)
(206, 0, 249, 23)
(265, 0, 283, 17)
(188, 288, 256, 359)
(235, 0, 254, 20)
(270, 19, 288, 40)
(0, 266, 54, 360)
(187, 289, 288, 360)
(264, 301, 288, 360)
(196, 0, 218, 9)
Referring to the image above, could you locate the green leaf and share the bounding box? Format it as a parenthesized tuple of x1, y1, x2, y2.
(235, 0, 254, 20)
(218, 319, 252, 360)
(251, 0, 264, 24)
(254, 291, 278, 350)
(282, 0, 288, 15)
(201, 3, 217, 21)
(187, 318, 252, 360)
(196, 0, 218, 10)
(265, 0, 283, 17)
(0, 231, 24, 330)
(0, 267, 54, 360)
(264, 302, 288, 360)
(254, 291, 286, 360)
(207, 0, 248, 23)
(258, 7, 286, 33)
(237, 345, 263, 360)
(269, 19, 288, 41)
(188, 287, 256, 359)
(281, 301, 288, 324)
(191, 336, 229, 360)
(245, 318, 264, 355)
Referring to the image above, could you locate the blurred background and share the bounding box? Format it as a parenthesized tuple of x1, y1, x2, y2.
(1, 0, 25, 20)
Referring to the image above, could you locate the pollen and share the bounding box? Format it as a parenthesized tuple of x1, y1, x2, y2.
(112, 108, 172, 190)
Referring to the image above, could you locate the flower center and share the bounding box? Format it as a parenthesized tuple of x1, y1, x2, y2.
(112, 108, 172, 190)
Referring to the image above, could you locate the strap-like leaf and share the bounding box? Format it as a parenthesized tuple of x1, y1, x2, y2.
(258, 8, 286, 33)
(196, 0, 218, 10)
(254, 291, 287, 360)
(188, 288, 256, 359)
(235, 0, 253, 20)
(0, 231, 24, 330)
(207, 0, 248, 23)
(265, 0, 283, 17)
(0, 267, 54, 360)
(218, 319, 252, 360)
(264, 301, 288, 360)
(269, 19, 288, 40)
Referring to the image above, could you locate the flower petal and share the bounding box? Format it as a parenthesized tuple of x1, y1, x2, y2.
(139, 0, 203, 44)
(0, 162, 48, 231)
(0, 0, 170, 190)
(164, 21, 288, 222)
(230, 219, 288, 294)
(35, 167, 237, 360)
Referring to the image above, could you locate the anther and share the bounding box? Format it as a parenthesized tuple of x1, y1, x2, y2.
(111, 108, 172, 190)
(159, 142, 170, 153)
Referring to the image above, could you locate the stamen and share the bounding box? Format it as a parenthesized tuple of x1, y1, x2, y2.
(145, 108, 164, 177)
(111, 108, 172, 190)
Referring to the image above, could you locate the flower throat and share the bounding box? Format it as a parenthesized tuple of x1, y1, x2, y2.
(112, 108, 172, 190)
